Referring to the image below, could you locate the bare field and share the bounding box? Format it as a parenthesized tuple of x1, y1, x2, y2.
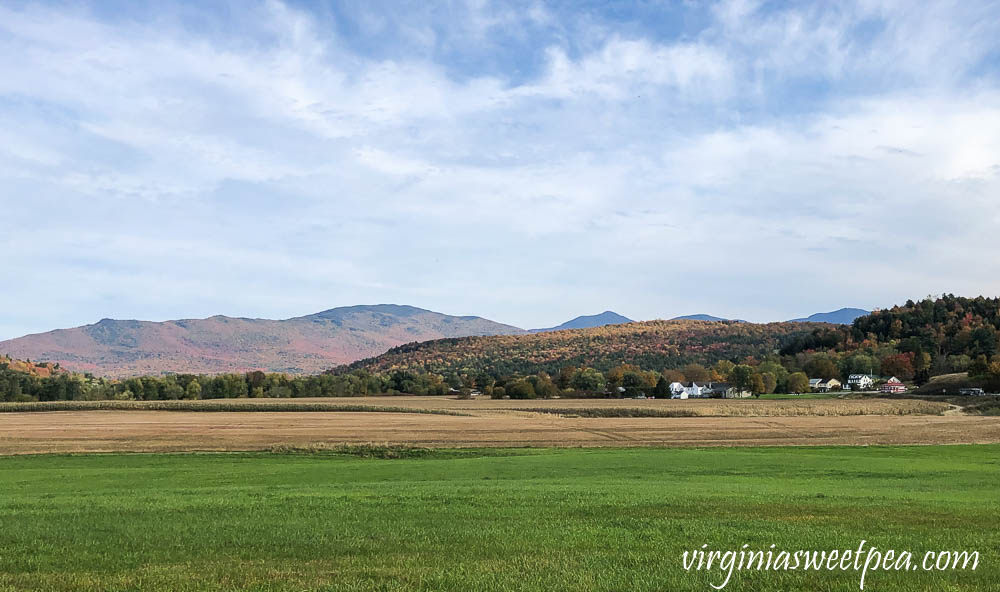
(163, 394, 951, 416)
(2, 396, 992, 455)
(2, 408, 999, 454)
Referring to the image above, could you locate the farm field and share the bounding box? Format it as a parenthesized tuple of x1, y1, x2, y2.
(1, 406, 999, 454)
(0, 445, 997, 592)
(179, 394, 930, 413)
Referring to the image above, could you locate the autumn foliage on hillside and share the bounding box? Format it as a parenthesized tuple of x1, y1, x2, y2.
(853, 296, 999, 356)
(341, 320, 822, 378)
(0, 355, 67, 378)
(334, 296, 1000, 396)
(782, 295, 1000, 381)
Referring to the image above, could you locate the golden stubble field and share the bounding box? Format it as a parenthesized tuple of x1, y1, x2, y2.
(183, 395, 953, 416)
(1, 395, 999, 454)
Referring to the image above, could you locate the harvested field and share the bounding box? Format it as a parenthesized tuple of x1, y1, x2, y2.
(0, 399, 470, 416)
(1, 395, 993, 455)
(74, 394, 950, 416)
(2, 409, 999, 454)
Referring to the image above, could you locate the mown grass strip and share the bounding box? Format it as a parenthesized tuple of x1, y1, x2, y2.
(0, 400, 471, 416)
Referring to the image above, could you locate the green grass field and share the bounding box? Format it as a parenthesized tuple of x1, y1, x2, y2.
(1, 446, 997, 591)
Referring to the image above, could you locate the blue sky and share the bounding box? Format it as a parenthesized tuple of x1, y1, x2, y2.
(2, 0, 1000, 339)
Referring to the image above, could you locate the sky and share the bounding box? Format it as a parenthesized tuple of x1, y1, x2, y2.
(1, 0, 1000, 339)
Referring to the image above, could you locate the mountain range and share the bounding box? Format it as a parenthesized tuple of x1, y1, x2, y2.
(0, 305, 522, 377)
(671, 308, 869, 325)
(0, 305, 869, 377)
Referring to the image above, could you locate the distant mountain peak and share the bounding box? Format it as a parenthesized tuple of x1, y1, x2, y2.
(531, 311, 633, 333)
(670, 314, 730, 322)
(788, 308, 869, 324)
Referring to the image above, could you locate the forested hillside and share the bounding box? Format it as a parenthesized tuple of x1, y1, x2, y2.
(341, 320, 821, 377)
(782, 295, 1000, 381)
(333, 296, 1000, 397)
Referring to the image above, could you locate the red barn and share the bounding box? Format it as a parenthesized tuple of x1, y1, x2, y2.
(880, 376, 906, 394)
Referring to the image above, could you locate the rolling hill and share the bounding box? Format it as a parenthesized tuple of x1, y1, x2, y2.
(530, 311, 632, 332)
(0, 305, 524, 377)
(340, 319, 825, 378)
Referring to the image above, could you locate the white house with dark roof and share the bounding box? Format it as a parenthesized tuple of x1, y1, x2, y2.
(847, 374, 875, 391)
(670, 381, 748, 398)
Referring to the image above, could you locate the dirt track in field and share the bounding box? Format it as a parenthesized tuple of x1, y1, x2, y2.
(2, 406, 999, 454)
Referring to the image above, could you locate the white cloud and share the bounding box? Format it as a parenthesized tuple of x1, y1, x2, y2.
(526, 38, 735, 101)
(0, 0, 999, 337)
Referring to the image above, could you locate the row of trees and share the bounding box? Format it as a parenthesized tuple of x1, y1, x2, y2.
(0, 357, 805, 403)
(2, 343, 970, 404)
(0, 365, 440, 403)
(6, 350, 999, 404)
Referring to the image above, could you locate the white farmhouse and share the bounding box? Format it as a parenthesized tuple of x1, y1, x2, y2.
(847, 374, 875, 391)
(683, 382, 709, 398)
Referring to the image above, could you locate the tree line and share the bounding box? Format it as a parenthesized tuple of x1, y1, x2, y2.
(0, 356, 805, 402)
(0, 356, 848, 403)
(0, 361, 452, 403)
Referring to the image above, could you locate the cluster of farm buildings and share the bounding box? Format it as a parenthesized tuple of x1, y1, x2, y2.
(667, 374, 906, 399)
(668, 381, 749, 399)
(812, 374, 908, 394)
